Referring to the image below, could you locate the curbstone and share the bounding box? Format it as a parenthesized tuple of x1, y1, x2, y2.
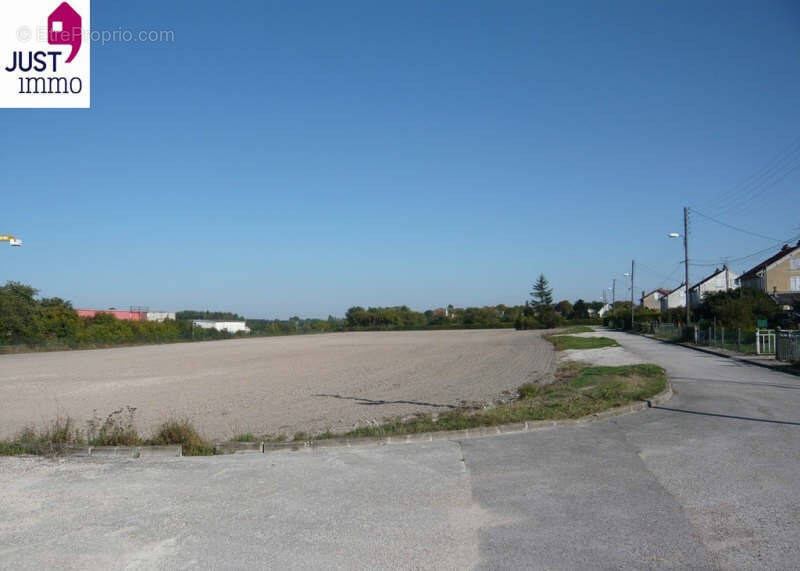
(214, 441, 264, 455)
(90, 445, 182, 458)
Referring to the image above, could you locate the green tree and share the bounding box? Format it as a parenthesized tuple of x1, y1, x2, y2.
(555, 300, 574, 319)
(530, 274, 553, 310)
(573, 299, 589, 319)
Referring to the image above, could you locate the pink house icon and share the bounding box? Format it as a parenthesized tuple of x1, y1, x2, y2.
(48, 2, 82, 63)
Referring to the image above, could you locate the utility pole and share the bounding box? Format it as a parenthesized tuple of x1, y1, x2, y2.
(630, 260, 635, 328)
(612, 279, 616, 309)
(684, 207, 690, 325)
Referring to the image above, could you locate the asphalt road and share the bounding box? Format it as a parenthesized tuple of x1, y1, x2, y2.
(1, 332, 798, 569)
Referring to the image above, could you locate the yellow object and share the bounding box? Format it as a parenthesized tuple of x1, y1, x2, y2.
(0, 234, 22, 247)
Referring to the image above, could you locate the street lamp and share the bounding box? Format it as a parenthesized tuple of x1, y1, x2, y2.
(0, 235, 22, 247)
(624, 261, 634, 328)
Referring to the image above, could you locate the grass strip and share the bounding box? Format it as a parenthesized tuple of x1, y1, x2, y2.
(329, 363, 666, 439)
(545, 334, 619, 351)
(558, 326, 596, 335)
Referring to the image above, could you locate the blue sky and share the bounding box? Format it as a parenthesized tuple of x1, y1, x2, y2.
(1, 0, 799, 318)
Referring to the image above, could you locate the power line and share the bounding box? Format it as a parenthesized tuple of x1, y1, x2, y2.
(694, 135, 800, 215)
(691, 208, 781, 242)
(637, 261, 683, 286)
(688, 233, 800, 268)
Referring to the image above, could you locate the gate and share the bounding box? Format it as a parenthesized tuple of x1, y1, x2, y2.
(756, 329, 776, 355)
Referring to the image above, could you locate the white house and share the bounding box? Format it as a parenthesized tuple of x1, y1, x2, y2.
(660, 285, 686, 311)
(192, 320, 250, 334)
(689, 266, 738, 307)
(598, 303, 612, 317)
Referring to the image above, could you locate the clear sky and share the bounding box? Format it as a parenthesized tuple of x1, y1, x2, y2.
(2, 0, 799, 318)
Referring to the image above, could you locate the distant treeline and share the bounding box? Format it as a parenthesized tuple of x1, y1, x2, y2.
(0, 283, 244, 349)
(2, 281, 607, 350)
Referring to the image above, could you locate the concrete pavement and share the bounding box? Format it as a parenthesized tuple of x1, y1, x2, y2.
(2, 331, 799, 569)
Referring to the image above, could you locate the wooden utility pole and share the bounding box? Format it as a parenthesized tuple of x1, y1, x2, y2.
(684, 207, 691, 325)
(612, 278, 616, 309)
(630, 260, 635, 328)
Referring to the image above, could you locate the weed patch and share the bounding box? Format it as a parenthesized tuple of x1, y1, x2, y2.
(149, 419, 215, 456)
(337, 363, 666, 439)
(87, 407, 141, 446)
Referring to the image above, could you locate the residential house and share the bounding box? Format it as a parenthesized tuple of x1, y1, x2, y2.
(641, 288, 670, 311)
(597, 303, 612, 318)
(660, 285, 686, 311)
(738, 241, 800, 306)
(689, 265, 739, 307)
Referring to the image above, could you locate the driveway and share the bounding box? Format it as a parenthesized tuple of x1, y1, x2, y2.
(1, 332, 799, 569)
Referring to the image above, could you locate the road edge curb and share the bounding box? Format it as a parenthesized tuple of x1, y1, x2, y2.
(255, 382, 674, 453)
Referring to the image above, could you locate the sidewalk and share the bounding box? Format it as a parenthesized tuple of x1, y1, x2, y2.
(623, 330, 800, 376)
(675, 341, 800, 375)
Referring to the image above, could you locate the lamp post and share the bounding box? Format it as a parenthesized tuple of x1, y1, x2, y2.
(0, 235, 22, 247)
(669, 206, 691, 325)
(624, 261, 634, 329)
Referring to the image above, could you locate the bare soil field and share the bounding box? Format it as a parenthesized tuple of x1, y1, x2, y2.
(0, 329, 554, 440)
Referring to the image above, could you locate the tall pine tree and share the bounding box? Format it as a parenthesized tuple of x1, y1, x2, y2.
(530, 274, 553, 309)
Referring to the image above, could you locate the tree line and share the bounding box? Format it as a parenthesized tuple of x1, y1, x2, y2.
(0, 282, 243, 348)
(514, 274, 604, 330)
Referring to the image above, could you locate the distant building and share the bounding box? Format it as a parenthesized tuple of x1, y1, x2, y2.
(689, 266, 738, 307)
(659, 285, 686, 311)
(640, 289, 670, 311)
(77, 309, 145, 321)
(146, 311, 177, 323)
(192, 320, 250, 334)
(77, 309, 177, 322)
(598, 303, 612, 318)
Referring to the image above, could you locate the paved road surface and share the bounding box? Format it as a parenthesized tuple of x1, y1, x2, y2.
(2, 332, 798, 569)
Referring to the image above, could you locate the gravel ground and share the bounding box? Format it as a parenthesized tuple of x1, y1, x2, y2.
(556, 329, 650, 366)
(0, 329, 554, 440)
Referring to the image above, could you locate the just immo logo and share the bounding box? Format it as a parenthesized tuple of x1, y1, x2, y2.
(1, 1, 91, 108)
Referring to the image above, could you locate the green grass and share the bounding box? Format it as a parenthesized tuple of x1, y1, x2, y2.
(559, 326, 596, 334)
(234, 433, 257, 442)
(337, 363, 667, 439)
(545, 334, 619, 351)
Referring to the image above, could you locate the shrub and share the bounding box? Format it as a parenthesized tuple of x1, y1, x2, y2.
(150, 419, 214, 456)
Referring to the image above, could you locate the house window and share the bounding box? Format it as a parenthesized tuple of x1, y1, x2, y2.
(792, 276, 800, 292)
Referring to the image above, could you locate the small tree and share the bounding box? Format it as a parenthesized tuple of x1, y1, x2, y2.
(530, 274, 553, 310)
(527, 275, 562, 328)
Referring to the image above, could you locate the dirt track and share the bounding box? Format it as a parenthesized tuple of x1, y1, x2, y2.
(0, 330, 555, 440)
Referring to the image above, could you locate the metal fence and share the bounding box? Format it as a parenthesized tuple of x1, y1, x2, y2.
(694, 327, 760, 354)
(776, 331, 800, 363)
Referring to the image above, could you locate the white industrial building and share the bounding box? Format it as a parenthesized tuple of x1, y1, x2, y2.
(192, 320, 251, 334)
(146, 311, 177, 323)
